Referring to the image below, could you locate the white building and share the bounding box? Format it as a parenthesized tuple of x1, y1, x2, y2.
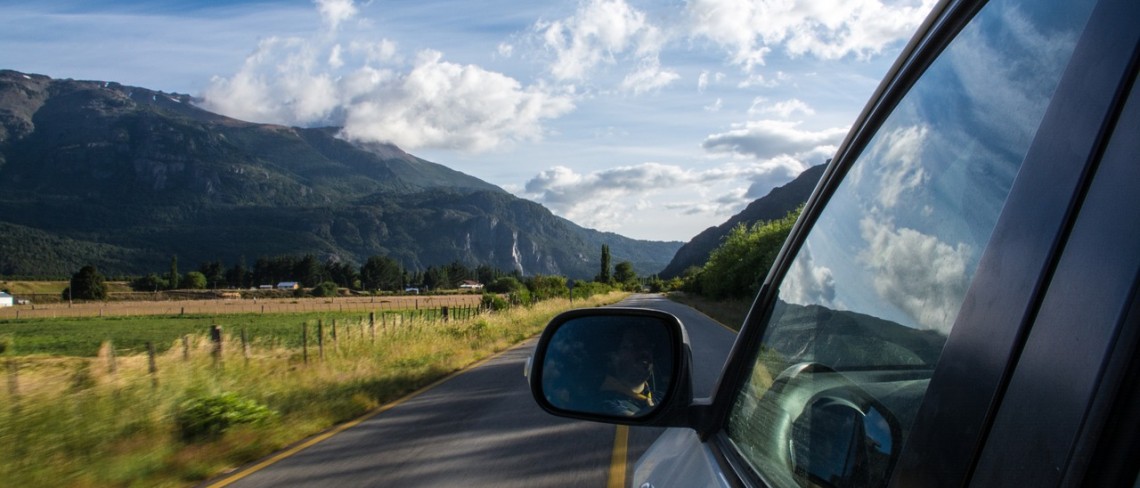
(0, 292, 13, 307)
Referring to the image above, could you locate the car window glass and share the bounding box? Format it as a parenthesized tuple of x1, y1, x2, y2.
(724, 0, 1095, 486)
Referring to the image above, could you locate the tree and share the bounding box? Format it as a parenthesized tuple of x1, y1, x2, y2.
(130, 273, 168, 292)
(183, 271, 208, 290)
(699, 207, 801, 300)
(225, 258, 249, 288)
(595, 244, 612, 283)
(445, 261, 473, 288)
(527, 274, 567, 301)
(294, 254, 323, 287)
(199, 261, 226, 289)
(360, 256, 404, 291)
(613, 261, 638, 290)
(423, 266, 449, 291)
(310, 281, 339, 297)
(324, 260, 357, 289)
(486, 276, 526, 294)
(65, 265, 108, 300)
(475, 265, 502, 286)
(168, 255, 181, 290)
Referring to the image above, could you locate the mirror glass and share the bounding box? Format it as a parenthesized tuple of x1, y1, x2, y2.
(540, 315, 675, 418)
(791, 399, 898, 488)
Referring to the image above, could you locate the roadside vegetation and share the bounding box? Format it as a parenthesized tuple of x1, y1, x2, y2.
(668, 207, 803, 330)
(0, 291, 627, 487)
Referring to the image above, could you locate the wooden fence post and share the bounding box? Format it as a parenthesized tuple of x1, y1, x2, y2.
(369, 312, 376, 343)
(210, 325, 223, 367)
(317, 320, 324, 360)
(6, 360, 18, 400)
(147, 341, 158, 388)
(302, 323, 309, 365)
(106, 340, 117, 375)
(240, 329, 250, 363)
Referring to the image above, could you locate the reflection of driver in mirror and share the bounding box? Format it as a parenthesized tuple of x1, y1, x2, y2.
(598, 329, 656, 416)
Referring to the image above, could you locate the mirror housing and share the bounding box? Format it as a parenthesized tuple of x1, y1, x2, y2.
(528, 307, 696, 427)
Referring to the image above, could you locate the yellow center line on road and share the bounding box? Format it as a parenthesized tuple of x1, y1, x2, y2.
(608, 425, 630, 488)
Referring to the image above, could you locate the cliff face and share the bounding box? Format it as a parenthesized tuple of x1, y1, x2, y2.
(0, 70, 680, 278)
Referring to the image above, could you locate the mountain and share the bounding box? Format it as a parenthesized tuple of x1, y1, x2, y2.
(658, 164, 825, 279)
(0, 70, 680, 278)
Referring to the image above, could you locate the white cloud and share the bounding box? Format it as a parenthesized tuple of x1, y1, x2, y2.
(621, 59, 680, 94)
(339, 50, 575, 151)
(522, 160, 813, 232)
(686, 0, 935, 71)
(866, 125, 928, 208)
(200, 36, 341, 125)
(737, 71, 785, 88)
(497, 42, 515, 58)
(859, 216, 971, 334)
(536, 0, 669, 84)
(750, 98, 815, 118)
(703, 119, 847, 160)
(315, 0, 358, 32)
(199, 3, 574, 153)
(348, 39, 399, 64)
(781, 243, 837, 307)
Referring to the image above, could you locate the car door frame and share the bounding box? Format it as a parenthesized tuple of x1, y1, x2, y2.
(684, 0, 1140, 486)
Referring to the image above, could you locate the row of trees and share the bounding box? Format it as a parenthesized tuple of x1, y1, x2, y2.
(60, 242, 658, 301)
(122, 255, 516, 294)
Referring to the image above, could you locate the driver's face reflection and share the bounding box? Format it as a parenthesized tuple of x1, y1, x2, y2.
(611, 331, 652, 386)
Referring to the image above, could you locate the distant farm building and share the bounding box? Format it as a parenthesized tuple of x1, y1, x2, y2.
(0, 292, 13, 307)
(459, 280, 484, 290)
(277, 282, 300, 290)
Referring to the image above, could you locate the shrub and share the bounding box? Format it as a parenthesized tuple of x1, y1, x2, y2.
(486, 276, 525, 294)
(183, 271, 208, 290)
(176, 392, 277, 442)
(699, 207, 801, 300)
(310, 281, 339, 297)
(481, 293, 509, 311)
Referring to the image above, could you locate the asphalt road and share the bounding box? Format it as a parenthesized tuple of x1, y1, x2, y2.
(209, 294, 737, 488)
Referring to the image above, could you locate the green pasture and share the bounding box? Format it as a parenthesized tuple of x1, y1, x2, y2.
(0, 307, 467, 357)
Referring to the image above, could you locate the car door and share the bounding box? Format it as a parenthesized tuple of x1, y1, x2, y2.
(675, 0, 1137, 486)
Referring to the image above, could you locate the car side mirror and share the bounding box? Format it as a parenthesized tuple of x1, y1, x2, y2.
(528, 308, 694, 426)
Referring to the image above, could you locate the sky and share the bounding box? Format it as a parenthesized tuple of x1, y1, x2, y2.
(0, 0, 937, 242)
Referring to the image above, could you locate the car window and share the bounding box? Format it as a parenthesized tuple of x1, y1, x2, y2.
(723, 0, 1096, 486)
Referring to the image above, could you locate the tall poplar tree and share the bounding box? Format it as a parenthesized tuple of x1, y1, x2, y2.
(596, 244, 612, 283)
(168, 255, 180, 290)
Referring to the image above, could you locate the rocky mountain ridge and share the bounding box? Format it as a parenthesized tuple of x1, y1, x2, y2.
(0, 70, 680, 278)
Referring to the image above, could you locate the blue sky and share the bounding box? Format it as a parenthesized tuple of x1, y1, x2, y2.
(0, 0, 936, 242)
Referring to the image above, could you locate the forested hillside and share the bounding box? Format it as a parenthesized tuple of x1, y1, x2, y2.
(0, 70, 680, 278)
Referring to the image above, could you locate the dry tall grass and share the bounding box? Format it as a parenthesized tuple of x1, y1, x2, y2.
(0, 292, 626, 487)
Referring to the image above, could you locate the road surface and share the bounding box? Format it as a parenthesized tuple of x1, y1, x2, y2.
(208, 294, 737, 487)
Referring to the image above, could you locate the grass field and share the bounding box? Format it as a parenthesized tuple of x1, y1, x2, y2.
(0, 292, 628, 487)
(0, 306, 482, 357)
(1, 280, 133, 296)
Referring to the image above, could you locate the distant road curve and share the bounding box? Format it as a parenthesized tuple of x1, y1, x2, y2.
(206, 293, 736, 488)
